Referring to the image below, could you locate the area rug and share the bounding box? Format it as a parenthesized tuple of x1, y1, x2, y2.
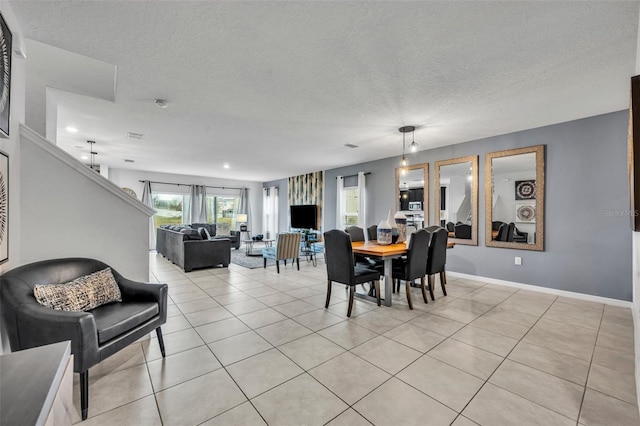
(230, 249, 275, 269)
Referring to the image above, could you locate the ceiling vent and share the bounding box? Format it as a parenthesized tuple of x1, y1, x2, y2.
(127, 132, 144, 140)
(344, 143, 358, 149)
(124, 159, 135, 163)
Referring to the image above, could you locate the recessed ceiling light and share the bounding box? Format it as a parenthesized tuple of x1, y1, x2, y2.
(223, 163, 230, 169)
(155, 99, 168, 109)
(80, 155, 89, 160)
(66, 126, 78, 133)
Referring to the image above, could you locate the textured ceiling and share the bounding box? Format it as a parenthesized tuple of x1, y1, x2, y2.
(10, 1, 639, 182)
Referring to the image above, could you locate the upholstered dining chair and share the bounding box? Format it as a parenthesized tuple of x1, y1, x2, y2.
(425, 227, 449, 299)
(262, 232, 303, 273)
(424, 225, 441, 233)
(323, 229, 381, 317)
(346, 225, 383, 273)
(0, 258, 168, 421)
(392, 229, 430, 309)
(367, 225, 377, 241)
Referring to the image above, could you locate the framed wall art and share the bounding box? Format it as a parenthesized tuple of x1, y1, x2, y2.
(0, 151, 8, 263)
(0, 12, 11, 138)
(515, 180, 536, 200)
(515, 202, 536, 223)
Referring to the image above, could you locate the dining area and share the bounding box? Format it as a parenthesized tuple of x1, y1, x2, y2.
(323, 224, 454, 317)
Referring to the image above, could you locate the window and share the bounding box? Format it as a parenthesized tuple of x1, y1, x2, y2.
(344, 188, 359, 226)
(205, 195, 240, 227)
(152, 193, 190, 228)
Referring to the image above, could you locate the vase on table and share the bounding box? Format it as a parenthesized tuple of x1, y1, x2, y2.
(377, 209, 395, 245)
(394, 211, 407, 243)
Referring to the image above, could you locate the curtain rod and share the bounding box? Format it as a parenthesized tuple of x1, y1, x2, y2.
(336, 172, 371, 179)
(139, 180, 245, 191)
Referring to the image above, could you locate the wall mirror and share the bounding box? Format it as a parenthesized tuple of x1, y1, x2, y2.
(485, 145, 545, 251)
(396, 163, 429, 229)
(434, 155, 479, 245)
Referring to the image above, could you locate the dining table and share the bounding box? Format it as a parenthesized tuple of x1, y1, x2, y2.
(352, 240, 454, 307)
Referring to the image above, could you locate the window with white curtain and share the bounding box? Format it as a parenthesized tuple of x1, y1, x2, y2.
(337, 172, 366, 230)
(263, 186, 279, 239)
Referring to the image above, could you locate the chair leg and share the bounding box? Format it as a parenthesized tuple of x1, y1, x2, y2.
(80, 370, 89, 420)
(156, 327, 166, 358)
(374, 280, 381, 306)
(428, 275, 436, 301)
(263, 258, 267, 269)
(284, 259, 287, 266)
(296, 258, 300, 270)
(347, 285, 355, 317)
(420, 276, 429, 303)
(276, 260, 280, 273)
(325, 280, 332, 308)
(405, 280, 413, 310)
(439, 271, 447, 296)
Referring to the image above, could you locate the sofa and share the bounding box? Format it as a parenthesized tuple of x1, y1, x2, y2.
(156, 225, 231, 271)
(190, 223, 241, 250)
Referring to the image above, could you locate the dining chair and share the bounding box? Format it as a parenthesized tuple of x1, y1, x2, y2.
(323, 229, 381, 317)
(367, 225, 377, 241)
(392, 229, 430, 309)
(425, 227, 448, 299)
(424, 225, 440, 233)
(346, 226, 384, 275)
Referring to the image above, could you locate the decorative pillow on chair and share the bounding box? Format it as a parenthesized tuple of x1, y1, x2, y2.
(33, 268, 122, 312)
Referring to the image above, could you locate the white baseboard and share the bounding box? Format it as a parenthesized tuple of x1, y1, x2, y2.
(447, 271, 633, 308)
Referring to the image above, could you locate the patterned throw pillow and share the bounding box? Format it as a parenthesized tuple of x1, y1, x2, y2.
(33, 268, 122, 312)
(216, 223, 231, 236)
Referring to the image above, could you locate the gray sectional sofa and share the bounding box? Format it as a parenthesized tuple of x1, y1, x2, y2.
(190, 223, 241, 250)
(156, 225, 231, 272)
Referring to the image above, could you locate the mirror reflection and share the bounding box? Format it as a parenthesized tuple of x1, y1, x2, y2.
(435, 156, 478, 245)
(396, 164, 428, 229)
(486, 145, 545, 251)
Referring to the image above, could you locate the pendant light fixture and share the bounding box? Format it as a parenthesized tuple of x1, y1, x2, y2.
(398, 126, 415, 175)
(87, 140, 98, 172)
(409, 128, 419, 152)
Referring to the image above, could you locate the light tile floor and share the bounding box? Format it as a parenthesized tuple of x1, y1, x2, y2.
(73, 253, 640, 425)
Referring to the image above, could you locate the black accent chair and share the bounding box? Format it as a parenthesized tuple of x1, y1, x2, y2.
(0, 258, 168, 421)
(425, 228, 448, 299)
(324, 230, 380, 317)
(367, 225, 377, 241)
(454, 223, 472, 239)
(392, 229, 430, 310)
(513, 224, 528, 243)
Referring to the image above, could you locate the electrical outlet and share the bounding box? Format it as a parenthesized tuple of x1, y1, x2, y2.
(515, 256, 522, 266)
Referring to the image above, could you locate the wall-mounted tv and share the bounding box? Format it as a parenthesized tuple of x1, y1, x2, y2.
(290, 205, 317, 230)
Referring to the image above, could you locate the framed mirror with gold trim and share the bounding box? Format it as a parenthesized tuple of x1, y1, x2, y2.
(485, 145, 545, 251)
(435, 155, 478, 246)
(396, 163, 428, 229)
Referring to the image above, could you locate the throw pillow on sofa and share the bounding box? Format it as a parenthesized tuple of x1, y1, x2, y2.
(216, 223, 231, 236)
(198, 227, 212, 240)
(33, 267, 122, 312)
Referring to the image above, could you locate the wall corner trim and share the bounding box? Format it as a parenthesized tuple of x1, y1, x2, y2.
(20, 124, 155, 217)
(447, 271, 633, 308)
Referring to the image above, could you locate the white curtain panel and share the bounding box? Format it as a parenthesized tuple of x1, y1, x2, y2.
(238, 187, 250, 229)
(263, 186, 279, 239)
(336, 176, 345, 231)
(141, 181, 156, 250)
(189, 185, 207, 224)
(357, 172, 366, 228)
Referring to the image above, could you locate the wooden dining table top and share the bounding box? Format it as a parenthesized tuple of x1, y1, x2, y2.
(352, 240, 454, 257)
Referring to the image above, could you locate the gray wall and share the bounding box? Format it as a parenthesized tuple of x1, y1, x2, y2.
(322, 111, 631, 301)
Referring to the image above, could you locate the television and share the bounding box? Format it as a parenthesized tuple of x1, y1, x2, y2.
(290, 205, 317, 230)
